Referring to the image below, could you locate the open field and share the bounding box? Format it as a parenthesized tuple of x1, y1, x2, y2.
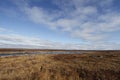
(0, 50, 120, 80)
(0, 48, 87, 54)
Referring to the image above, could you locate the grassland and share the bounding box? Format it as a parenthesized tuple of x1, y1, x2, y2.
(0, 50, 120, 80)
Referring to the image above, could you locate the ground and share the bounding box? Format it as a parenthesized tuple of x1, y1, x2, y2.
(0, 50, 120, 80)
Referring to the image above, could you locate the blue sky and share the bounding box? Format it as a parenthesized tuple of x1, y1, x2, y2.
(0, 0, 120, 49)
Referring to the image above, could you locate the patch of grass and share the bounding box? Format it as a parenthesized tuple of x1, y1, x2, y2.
(0, 51, 120, 80)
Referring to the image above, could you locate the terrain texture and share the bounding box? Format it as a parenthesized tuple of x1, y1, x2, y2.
(0, 50, 120, 80)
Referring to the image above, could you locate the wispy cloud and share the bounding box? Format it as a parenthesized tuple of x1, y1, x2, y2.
(0, 27, 120, 50)
(0, 0, 120, 49)
(16, 0, 120, 42)
(0, 34, 120, 49)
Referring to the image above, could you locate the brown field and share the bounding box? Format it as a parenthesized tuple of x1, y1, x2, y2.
(0, 50, 120, 80)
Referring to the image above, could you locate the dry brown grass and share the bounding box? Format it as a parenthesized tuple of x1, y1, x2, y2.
(0, 51, 120, 80)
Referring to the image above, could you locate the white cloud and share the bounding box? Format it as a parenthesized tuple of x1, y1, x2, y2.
(0, 27, 119, 50)
(0, 33, 71, 49)
(17, 0, 120, 42)
(1, 0, 120, 50)
(24, 7, 51, 24)
(0, 26, 119, 50)
(0, 34, 120, 50)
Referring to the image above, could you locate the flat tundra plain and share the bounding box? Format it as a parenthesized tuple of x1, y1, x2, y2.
(0, 49, 120, 80)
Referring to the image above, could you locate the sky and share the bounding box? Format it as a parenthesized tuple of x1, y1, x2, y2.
(0, 0, 120, 50)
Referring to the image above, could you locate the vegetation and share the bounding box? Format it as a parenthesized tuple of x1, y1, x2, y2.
(0, 51, 120, 80)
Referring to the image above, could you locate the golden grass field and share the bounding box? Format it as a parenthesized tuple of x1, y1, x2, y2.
(0, 50, 120, 80)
